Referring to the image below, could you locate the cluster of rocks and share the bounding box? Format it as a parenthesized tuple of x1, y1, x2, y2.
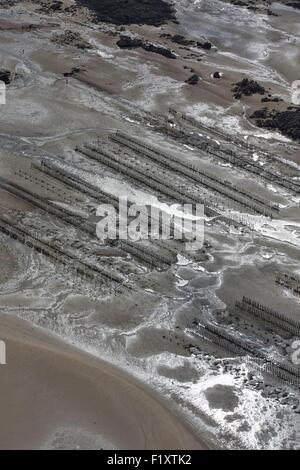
(198, 41, 213, 50)
(0, 69, 15, 85)
(63, 67, 84, 78)
(251, 106, 300, 141)
(182, 318, 300, 414)
(232, 78, 266, 99)
(76, 0, 176, 26)
(160, 33, 194, 46)
(263, 385, 300, 411)
(207, 358, 300, 413)
(286, 1, 300, 9)
(231, 78, 298, 140)
(227, 0, 300, 16)
(35, 0, 66, 14)
(0, 0, 178, 26)
(116, 35, 176, 59)
(223, 0, 278, 16)
(51, 30, 92, 50)
(0, 0, 17, 7)
(185, 74, 200, 86)
(261, 95, 283, 103)
(41, 0, 63, 12)
(160, 33, 213, 50)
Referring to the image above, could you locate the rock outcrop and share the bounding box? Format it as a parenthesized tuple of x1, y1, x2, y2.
(185, 74, 200, 85)
(286, 1, 300, 9)
(250, 106, 300, 141)
(197, 41, 212, 50)
(36, 0, 65, 14)
(0, 0, 17, 7)
(63, 67, 83, 78)
(232, 78, 266, 99)
(51, 30, 92, 49)
(221, 0, 278, 16)
(0, 70, 13, 85)
(76, 0, 176, 26)
(117, 35, 176, 59)
(160, 34, 214, 51)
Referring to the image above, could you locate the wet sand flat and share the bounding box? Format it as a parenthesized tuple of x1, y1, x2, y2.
(0, 314, 208, 450)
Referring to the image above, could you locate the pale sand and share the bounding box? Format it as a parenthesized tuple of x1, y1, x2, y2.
(0, 314, 209, 450)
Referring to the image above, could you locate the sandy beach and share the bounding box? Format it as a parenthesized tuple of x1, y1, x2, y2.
(0, 314, 207, 450)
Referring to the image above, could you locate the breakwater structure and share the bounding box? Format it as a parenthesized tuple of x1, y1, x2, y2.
(110, 131, 279, 218)
(0, 175, 96, 237)
(30, 160, 178, 269)
(0, 213, 125, 287)
(169, 107, 255, 149)
(235, 296, 300, 337)
(167, 108, 300, 195)
(192, 320, 300, 386)
(76, 138, 253, 231)
(194, 322, 259, 358)
(169, 108, 300, 174)
(276, 272, 300, 297)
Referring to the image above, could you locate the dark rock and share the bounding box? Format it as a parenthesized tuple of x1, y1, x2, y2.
(50, 0, 63, 11)
(143, 41, 176, 58)
(266, 8, 279, 16)
(160, 33, 172, 39)
(117, 36, 143, 48)
(0, 0, 17, 7)
(160, 33, 213, 52)
(213, 71, 222, 79)
(251, 108, 271, 120)
(232, 78, 266, 99)
(21, 23, 42, 32)
(37, 0, 64, 14)
(117, 35, 176, 59)
(0, 70, 12, 85)
(286, 2, 300, 9)
(51, 30, 92, 49)
(76, 0, 176, 26)
(250, 105, 300, 141)
(225, 0, 278, 17)
(197, 41, 212, 50)
(171, 34, 195, 46)
(261, 96, 283, 103)
(63, 67, 84, 78)
(185, 74, 199, 85)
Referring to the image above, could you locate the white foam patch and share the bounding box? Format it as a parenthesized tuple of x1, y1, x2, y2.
(177, 254, 192, 266)
(88, 39, 115, 59)
(221, 208, 300, 249)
